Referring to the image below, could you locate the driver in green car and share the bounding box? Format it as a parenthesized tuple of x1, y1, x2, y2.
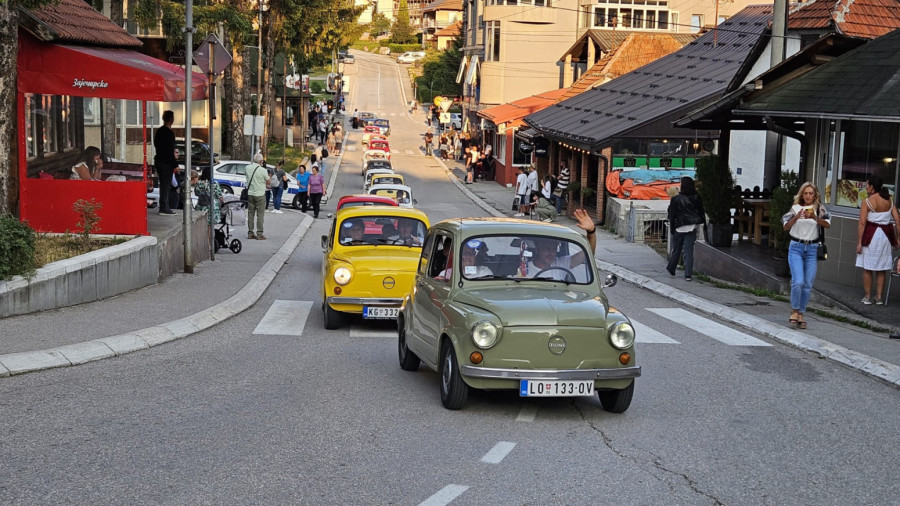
(525, 208, 597, 281)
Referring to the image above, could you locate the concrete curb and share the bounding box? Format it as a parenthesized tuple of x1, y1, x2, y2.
(0, 215, 314, 377)
(432, 156, 505, 219)
(596, 259, 900, 388)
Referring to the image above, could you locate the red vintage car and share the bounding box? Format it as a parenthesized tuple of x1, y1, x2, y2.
(334, 194, 400, 234)
(369, 139, 391, 153)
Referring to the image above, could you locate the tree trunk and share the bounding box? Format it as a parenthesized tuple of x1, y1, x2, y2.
(227, 46, 250, 162)
(0, 3, 18, 216)
(263, 29, 275, 159)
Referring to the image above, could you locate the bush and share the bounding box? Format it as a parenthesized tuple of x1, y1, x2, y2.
(389, 43, 422, 54)
(695, 154, 735, 225)
(310, 81, 324, 94)
(770, 170, 801, 255)
(0, 216, 37, 281)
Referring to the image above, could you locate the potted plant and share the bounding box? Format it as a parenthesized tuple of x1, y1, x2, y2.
(769, 170, 801, 276)
(695, 154, 735, 247)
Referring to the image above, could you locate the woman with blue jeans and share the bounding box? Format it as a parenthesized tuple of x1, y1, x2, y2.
(782, 182, 831, 329)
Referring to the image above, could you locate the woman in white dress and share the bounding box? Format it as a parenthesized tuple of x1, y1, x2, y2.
(71, 146, 102, 180)
(855, 175, 900, 304)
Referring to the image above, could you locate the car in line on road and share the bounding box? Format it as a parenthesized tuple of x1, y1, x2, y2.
(368, 139, 391, 155)
(329, 194, 400, 225)
(338, 51, 354, 64)
(370, 173, 405, 189)
(361, 126, 381, 145)
(397, 218, 641, 411)
(362, 147, 391, 165)
(363, 168, 395, 192)
(362, 159, 393, 177)
(211, 160, 307, 210)
(372, 118, 391, 137)
(368, 183, 415, 208)
(321, 206, 431, 329)
(397, 51, 426, 64)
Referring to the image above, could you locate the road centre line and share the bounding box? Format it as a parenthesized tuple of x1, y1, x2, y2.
(480, 441, 516, 464)
(419, 485, 469, 506)
(646, 308, 772, 346)
(516, 405, 537, 422)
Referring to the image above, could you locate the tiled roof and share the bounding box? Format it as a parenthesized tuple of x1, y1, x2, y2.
(560, 29, 699, 62)
(559, 33, 690, 101)
(478, 88, 569, 127)
(435, 20, 462, 37)
(788, 0, 900, 39)
(18, 0, 141, 48)
(525, 5, 773, 148)
(739, 27, 900, 119)
(423, 0, 463, 13)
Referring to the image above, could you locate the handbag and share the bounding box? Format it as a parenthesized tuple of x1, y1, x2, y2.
(512, 197, 519, 212)
(817, 225, 827, 261)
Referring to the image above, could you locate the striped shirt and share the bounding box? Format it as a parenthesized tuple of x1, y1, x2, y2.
(557, 167, 570, 191)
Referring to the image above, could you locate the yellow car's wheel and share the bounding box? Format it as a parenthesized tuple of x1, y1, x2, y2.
(323, 301, 342, 330)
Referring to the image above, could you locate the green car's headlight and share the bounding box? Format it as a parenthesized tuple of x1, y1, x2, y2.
(334, 267, 352, 286)
(471, 321, 500, 349)
(609, 322, 635, 350)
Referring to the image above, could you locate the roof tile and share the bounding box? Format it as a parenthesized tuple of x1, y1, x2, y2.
(19, 0, 141, 48)
(788, 0, 900, 39)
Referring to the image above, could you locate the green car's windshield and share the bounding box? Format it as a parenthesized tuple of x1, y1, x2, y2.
(458, 235, 594, 284)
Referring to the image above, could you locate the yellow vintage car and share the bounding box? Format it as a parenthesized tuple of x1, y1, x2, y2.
(321, 206, 430, 329)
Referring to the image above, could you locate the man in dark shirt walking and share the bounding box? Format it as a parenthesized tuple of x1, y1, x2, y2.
(154, 110, 179, 215)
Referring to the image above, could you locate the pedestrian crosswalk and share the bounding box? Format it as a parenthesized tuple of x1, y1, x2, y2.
(257, 301, 771, 348)
(347, 145, 357, 152)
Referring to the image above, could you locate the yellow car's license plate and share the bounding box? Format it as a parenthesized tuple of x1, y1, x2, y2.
(520, 380, 595, 397)
(363, 307, 399, 319)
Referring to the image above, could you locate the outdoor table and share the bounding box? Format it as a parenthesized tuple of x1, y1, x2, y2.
(742, 198, 771, 246)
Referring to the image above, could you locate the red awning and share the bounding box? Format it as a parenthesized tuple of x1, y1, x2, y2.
(17, 33, 207, 101)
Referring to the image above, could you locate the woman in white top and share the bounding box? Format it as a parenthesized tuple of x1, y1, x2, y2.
(71, 146, 102, 181)
(781, 182, 831, 329)
(855, 175, 900, 304)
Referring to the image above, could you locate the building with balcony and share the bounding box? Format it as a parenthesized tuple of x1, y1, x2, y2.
(422, 0, 464, 48)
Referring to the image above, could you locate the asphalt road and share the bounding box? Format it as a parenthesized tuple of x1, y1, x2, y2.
(1, 51, 898, 505)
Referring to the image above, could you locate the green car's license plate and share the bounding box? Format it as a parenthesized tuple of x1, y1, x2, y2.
(520, 380, 595, 397)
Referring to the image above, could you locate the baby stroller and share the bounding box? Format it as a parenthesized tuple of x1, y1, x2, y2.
(216, 194, 247, 254)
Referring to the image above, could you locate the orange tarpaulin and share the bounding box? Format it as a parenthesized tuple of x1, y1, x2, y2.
(606, 170, 681, 200)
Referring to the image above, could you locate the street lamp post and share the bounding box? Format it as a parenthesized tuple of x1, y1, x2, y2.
(255, 0, 268, 156)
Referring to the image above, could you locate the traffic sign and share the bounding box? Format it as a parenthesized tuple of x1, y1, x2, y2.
(193, 34, 232, 75)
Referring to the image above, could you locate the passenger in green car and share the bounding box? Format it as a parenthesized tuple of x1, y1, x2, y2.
(525, 209, 597, 282)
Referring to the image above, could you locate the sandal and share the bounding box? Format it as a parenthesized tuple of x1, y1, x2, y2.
(797, 317, 807, 330)
(789, 310, 799, 326)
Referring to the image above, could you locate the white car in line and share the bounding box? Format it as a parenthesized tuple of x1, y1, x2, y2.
(368, 183, 416, 208)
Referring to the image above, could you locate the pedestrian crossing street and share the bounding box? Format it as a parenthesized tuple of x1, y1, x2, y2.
(253, 301, 771, 347)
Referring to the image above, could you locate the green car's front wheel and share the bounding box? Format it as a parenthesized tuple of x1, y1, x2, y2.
(440, 341, 468, 410)
(398, 318, 421, 371)
(597, 381, 634, 413)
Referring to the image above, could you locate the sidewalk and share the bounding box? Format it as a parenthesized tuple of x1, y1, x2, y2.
(2, 135, 899, 389)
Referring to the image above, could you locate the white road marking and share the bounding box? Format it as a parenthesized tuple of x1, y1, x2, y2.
(419, 485, 469, 506)
(646, 308, 772, 346)
(405, 149, 415, 155)
(349, 329, 397, 338)
(631, 320, 680, 344)
(252, 301, 312, 335)
(480, 441, 516, 464)
(347, 145, 357, 152)
(516, 405, 537, 422)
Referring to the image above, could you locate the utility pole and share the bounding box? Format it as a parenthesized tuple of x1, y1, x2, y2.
(183, 0, 195, 273)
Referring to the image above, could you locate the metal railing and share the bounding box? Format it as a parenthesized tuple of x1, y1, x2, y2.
(625, 201, 668, 245)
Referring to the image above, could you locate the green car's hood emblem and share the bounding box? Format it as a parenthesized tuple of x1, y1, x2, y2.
(455, 287, 607, 326)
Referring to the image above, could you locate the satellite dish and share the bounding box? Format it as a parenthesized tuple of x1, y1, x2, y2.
(703, 139, 716, 152)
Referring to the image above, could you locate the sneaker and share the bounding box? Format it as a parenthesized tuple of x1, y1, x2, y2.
(265, 209, 272, 213)
(513, 213, 525, 217)
(158, 209, 176, 215)
(248, 232, 256, 240)
(875, 298, 884, 305)
(542, 218, 553, 222)
(685, 277, 692, 281)
(666, 267, 676, 276)
(273, 210, 283, 214)
(256, 234, 267, 240)
(861, 297, 873, 305)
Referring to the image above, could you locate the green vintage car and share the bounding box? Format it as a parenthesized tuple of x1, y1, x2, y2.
(398, 218, 641, 411)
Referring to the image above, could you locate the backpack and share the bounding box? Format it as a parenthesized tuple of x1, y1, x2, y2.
(268, 173, 280, 189)
(322, 147, 329, 159)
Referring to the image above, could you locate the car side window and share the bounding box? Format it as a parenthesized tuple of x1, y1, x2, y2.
(418, 234, 435, 275)
(428, 235, 452, 280)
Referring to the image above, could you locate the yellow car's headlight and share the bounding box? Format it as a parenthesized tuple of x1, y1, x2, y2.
(609, 322, 635, 350)
(471, 321, 500, 349)
(334, 267, 352, 286)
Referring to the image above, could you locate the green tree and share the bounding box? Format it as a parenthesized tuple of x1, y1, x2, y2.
(369, 12, 391, 38)
(391, 0, 416, 44)
(415, 34, 462, 103)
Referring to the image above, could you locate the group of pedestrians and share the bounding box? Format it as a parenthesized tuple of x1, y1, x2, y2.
(513, 163, 570, 222)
